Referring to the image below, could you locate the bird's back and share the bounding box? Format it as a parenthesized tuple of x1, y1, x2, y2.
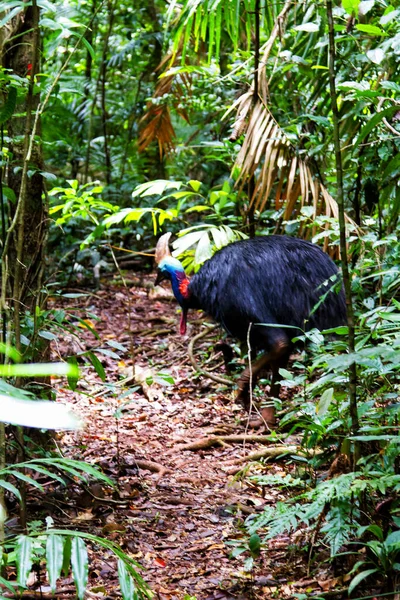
(188, 235, 346, 349)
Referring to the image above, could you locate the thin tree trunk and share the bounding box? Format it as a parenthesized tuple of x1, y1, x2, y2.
(2, 0, 43, 530)
(100, 0, 115, 187)
(246, 0, 260, 238)
(326, 0, 359, 464)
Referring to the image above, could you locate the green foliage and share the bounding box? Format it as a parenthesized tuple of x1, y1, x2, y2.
(3, 0, 400, 596)
(49, 180, 111, 246)
(3, 529, 151, 599)
(346, 526, 400, 595)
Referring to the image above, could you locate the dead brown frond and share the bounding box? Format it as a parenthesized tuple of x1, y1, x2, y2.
(229, 0, 356, 243)
(138, 54, 191, 157)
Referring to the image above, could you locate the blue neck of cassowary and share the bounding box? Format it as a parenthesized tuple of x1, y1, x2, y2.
(157, 257, 191, 334)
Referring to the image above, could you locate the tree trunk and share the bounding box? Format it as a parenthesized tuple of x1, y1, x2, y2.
(2, 0, 48, 531)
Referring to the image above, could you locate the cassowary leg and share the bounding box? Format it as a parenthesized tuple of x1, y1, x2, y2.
(262, 354, 290, 426)
(236, 340, 290, 426)
(269, 353, 290, 398)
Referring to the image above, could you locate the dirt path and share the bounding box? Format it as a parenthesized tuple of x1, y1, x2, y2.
(56, 281, 298, 599)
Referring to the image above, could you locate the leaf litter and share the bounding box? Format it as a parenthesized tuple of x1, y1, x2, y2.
(44, 279, 346, 599)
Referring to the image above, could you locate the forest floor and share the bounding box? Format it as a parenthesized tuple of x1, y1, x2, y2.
(51, 277, 341, 600)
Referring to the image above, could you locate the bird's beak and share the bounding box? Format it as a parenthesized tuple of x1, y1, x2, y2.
(155, 269, 166, 286)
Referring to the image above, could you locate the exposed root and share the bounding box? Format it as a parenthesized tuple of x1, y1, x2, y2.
(134, 459, 170, 479)
(173, 433, 276, 452)
(224, 445, 298, 467)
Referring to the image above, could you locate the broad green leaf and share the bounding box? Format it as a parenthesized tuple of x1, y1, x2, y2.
(118, 559, 136, 600)
(16, 536, 33, 588)
(16, 463, 65, 485)
(172, 230, 205, 255)
(106, 340, 127, 352)
(348, 569, 378, 595)
(81, 36, 95, 60)
(46, 535, 64, 594)
(96, 348, 120, 360)
(71, 537, 88, 600)
(380, 8, 399, 25)
(359, 0, 375, 15)
(0, 574, 17, 594)
(62, 537, 72, 576)
(342, 0, 360, 15)
(188, 179, 202, 192)
(67, 356, 79, 391)
(26, 458, 114, 486)
(194, 232, 213, 265)
(86, 351, 106, 381)
(185, 204, 211, 213)
(366, 48, 384, 64)
(61, 293, 88, 298)
(243, 556, 254, 572)
(248, 534, 261, 557)
(132, 179, 181, 198)
(2, 186, 17, 203)
(278, 368, 294, 380)
(50, 530, 150, 597)
(386, 531, 400, 546)
(0, 7, 23, 29)
(5, 470, 44, 491)
(0, 394, 81, 430)
(38, 330, 57, 341)
(0, 479, 22, 501)
(355, 24, 387, 36)
(317, 388, 334, 416)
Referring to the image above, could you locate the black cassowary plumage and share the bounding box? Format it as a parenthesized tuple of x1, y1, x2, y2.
(155, 234, 346, 425)
(187, 235, 346, 347)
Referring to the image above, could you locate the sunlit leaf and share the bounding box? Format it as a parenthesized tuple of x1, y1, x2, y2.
(0, 362, 78, 377)
(16, 536, 33, 588)
(355, 24, 387, 36)
(46, 535, 64, 594)
(0, 394, 81, 430)
(71, 537, 88, 600)
(342, 0, 360, 15)
(316, 388, 334, 416)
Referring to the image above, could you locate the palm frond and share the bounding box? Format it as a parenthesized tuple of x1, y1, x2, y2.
(229, 0, 356, 240)
(138, 55, 190, 156)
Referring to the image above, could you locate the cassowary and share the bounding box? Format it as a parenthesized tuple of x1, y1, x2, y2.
(155, 232, 346, 426)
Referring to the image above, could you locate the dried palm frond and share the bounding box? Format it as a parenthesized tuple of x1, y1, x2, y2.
(229, 0, 356, 241)
(138, 53, 190, 157)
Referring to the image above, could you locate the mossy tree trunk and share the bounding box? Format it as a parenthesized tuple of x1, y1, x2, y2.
(1, 0, 48, 530)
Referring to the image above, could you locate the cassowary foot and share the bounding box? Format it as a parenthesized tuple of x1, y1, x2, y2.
(260, 404, 276, 429)
(236, 382, 276, 429)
